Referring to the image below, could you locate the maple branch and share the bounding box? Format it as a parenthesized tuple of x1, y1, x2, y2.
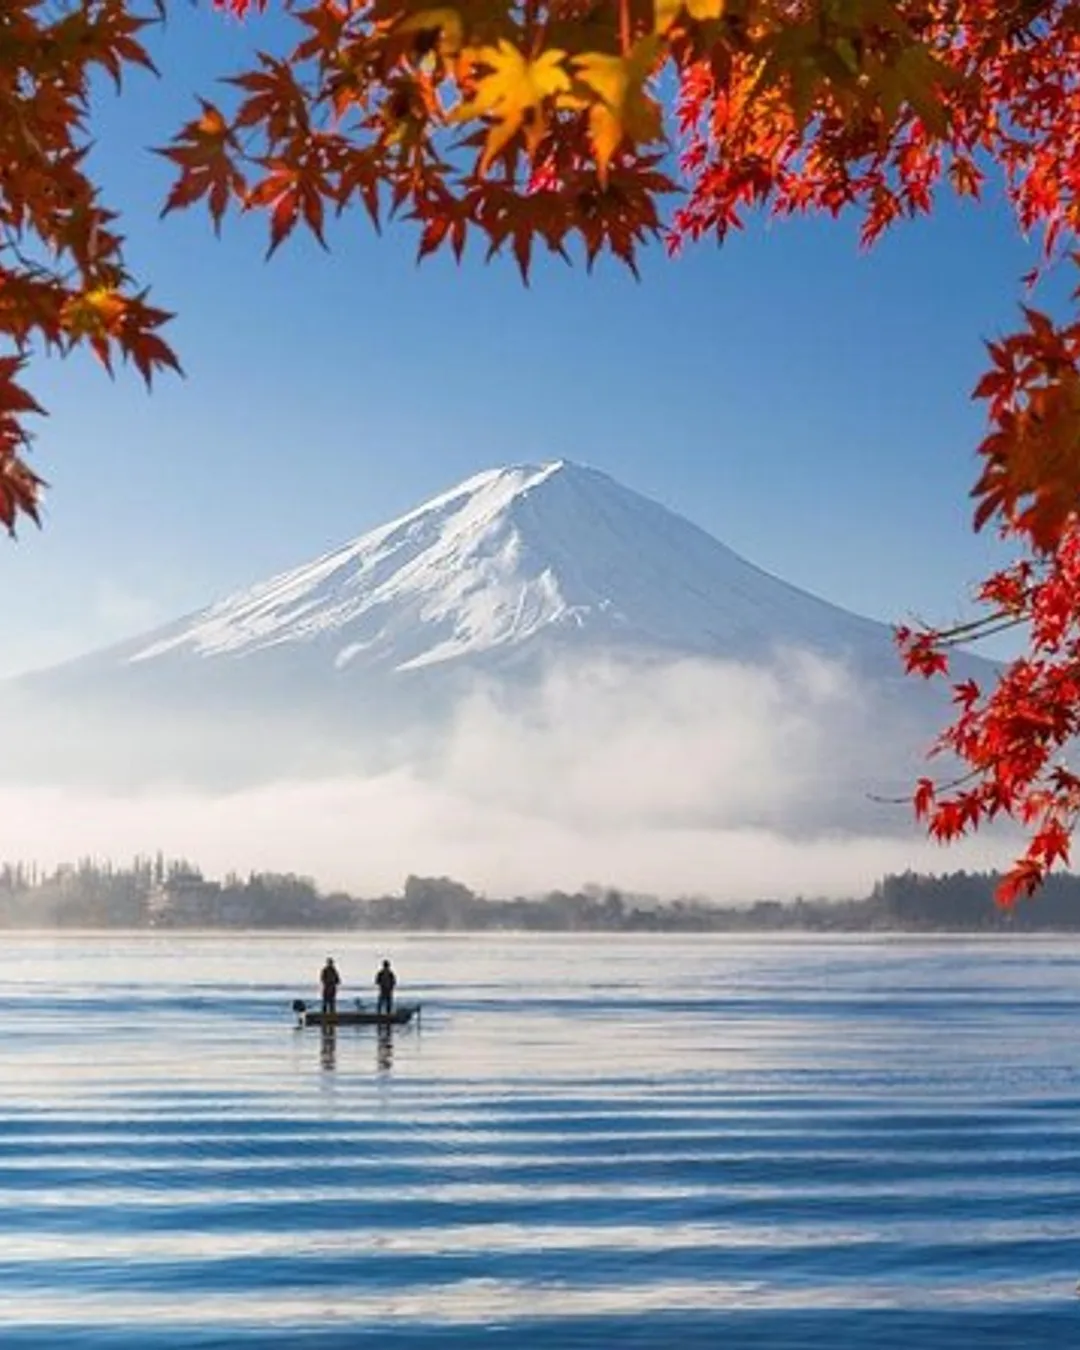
(931, 611, 1029, 647)
(867, 759, 1003, 807)
(1, 227, 41, 278)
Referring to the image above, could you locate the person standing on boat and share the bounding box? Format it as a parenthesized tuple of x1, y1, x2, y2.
(375, 959, 396, 1017)
(320, 958, 341, 1017)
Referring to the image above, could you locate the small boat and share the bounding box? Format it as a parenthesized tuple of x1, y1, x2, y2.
(292, 998, 420, 1029)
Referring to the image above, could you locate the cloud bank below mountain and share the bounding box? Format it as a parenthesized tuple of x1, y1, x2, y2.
(0, 652, 1012, 900)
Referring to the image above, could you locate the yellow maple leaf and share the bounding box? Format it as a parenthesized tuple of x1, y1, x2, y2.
(573, 37, 664, 182)
(396, 8, 465, 58)
(655, 0, 725, 31)
(61, 287, 125, 341)
(451, 42, 571, 172)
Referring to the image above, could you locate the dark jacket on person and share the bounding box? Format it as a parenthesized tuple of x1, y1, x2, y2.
(375, 963, 396, 1014)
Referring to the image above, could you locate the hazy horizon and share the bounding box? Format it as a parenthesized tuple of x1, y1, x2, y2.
(0, 648, 1013, 903)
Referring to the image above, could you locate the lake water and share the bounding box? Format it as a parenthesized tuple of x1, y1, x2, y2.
(0, 932, 1078, 1348)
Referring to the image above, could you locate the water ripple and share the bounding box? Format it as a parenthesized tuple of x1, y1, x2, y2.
(0, 933, 1078, 1348)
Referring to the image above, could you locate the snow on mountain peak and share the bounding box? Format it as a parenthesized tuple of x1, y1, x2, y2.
(128, 458, 890, 674)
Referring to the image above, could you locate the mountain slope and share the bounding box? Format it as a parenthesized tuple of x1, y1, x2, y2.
(5, 460, 989, 802)
(83, 460, 899, 680)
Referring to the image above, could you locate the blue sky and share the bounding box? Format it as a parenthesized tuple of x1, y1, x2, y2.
(1, 4, 1063, 676)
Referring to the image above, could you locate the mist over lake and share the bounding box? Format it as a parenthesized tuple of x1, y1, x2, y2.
(1, 932, 1078, 1349)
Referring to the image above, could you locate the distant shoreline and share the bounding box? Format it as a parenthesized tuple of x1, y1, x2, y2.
(2, 856, 1080, 935)
(4, 926, 1080, 939)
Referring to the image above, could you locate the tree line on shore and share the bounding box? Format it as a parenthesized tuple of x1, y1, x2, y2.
(2, 857, 1080, 932)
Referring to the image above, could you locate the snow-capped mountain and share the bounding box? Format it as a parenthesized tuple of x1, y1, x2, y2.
(5, 460, 988, 798)
(75, 460, 900, 677)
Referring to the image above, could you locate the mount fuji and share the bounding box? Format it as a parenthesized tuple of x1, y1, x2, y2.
(5, 460, 987, 806)
(53, 460, 907, 675)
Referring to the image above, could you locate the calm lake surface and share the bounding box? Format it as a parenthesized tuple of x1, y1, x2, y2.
(0, 932, 1078, 1348)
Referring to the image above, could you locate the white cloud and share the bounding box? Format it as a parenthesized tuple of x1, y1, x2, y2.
(0, 772, 1012, 902)
(436, 650, 870, 828)
(0, 651, 1016, 900)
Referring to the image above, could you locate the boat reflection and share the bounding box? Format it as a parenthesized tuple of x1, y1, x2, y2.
(320, 1023, 337, 1072)
(377, 1024, 394, 1074)
(317, 1021, 394, 1074)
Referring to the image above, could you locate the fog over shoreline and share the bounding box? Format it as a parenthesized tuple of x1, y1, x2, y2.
(0, 654, 1013, 901)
